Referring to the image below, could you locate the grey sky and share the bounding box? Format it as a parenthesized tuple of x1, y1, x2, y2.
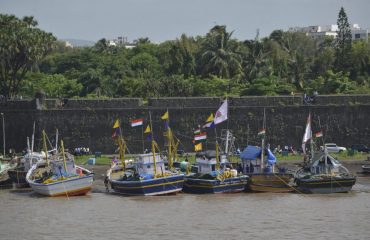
(1, 0, 369, 43)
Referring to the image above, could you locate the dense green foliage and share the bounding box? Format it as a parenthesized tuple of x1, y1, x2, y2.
(0, 14, 56, 97)
(2, 8, 370, 99)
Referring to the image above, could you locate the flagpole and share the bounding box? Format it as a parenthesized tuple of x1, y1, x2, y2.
(141, 124, 144, 153)
(149, 111, 157, 177)
(260, 108, 265, 173)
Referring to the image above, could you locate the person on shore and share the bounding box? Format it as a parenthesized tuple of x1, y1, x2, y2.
(104, 175, 109, 192)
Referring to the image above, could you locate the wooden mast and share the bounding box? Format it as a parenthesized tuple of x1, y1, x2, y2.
(149, 112, 157, 177)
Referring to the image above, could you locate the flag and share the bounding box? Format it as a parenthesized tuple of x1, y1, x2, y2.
(194, 132, 207, 142)
(206, 113, 214, 123)
(113, 119, 120, 129)
(258, 129, 266, 136)
(302, 113, 312, 154)
(164, 121, 169, 129)
(144, 124, 151, 133)
(161, 111, 169, 120)
(146, 133, 152, 141)
(194, 142, 202, 152)
(315, 131, 323, 138)
(112, 119, 120, 139)
(131, 118, 144, 127)
(202, 121, 215, 129)
(112, 127, 121, 139)
(194, 128, 201, 135)
(213, 99, 228, 125)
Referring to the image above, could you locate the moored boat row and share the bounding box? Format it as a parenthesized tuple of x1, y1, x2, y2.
(1, 99, 358, 197)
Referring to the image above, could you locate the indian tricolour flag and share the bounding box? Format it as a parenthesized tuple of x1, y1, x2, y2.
(258, 129, 266, 136)
(315, 131, 323, 138)
(194, 128, 201, 135)
(194, 132, 207, 142)
(131, 118, 144, 127)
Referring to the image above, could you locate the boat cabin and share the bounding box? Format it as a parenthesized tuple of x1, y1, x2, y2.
(310, 151, 344, 174)
(135, 153, 165, 177)
(23, 152, 46, 170)
(51, 160, 77, 177)
(191, 150, 228, 174)
(239, 145, 277, 174)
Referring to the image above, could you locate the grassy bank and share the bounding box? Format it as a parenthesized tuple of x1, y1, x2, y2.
(74, 151, 369, 166)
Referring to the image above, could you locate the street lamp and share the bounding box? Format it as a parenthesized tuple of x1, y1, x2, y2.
(1, 113, 4, 158)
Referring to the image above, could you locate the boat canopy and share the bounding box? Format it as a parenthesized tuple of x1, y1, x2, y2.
(240, 145, 277, 165)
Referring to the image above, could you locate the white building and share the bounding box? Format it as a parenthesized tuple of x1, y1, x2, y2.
(289, 24, 369, 41)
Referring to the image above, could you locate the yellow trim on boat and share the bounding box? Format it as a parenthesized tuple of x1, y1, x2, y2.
(183, 182, 247, 189)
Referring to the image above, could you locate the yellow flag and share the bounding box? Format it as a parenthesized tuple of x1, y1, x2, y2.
(161, 110, 169, 120)
(206, 113, 214, 122)
(194, 142, 202, 152)
(113, 119, 120, 128)
(144, 124, 151, 133)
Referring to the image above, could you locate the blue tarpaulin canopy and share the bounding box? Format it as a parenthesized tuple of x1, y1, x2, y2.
(240, 145, 277, 165)
(240, 145, 261, 160)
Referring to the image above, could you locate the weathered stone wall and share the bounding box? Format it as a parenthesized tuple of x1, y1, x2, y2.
(1, 95, 369, 154)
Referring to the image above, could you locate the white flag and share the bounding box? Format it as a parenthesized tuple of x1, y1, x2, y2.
(213, 99, 228, 125)
(302, 113, 312, 153)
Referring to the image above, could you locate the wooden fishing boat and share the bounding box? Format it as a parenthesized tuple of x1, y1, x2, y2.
(183, 99, 248, 194)
(294, 114, 356, 194)
(0, 160, 17, 187)
(107, 114, 184, 196)
(183, 150, 248, 194)
(26, 133, 93, 197)
(8, 151, 46, 188)
(240, 145, 294, 193)
(108, 153, 184, 196)
(240, 109, 294, 193)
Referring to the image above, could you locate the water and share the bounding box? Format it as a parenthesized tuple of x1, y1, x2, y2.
(1, 177, 370, 240)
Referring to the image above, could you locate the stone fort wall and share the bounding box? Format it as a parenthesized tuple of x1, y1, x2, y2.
(1, 95, 369, 154)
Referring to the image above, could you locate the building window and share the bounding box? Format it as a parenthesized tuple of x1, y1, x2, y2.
(355, 34, 361, 39)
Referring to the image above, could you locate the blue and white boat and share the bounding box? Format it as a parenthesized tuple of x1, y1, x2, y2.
(108, 153, 184, 196)
(183, 150, 248, 194)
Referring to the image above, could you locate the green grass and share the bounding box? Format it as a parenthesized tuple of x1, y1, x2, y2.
(74, 155, 113, 165)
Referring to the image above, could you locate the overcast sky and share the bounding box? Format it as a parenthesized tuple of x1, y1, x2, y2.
(1, 0, 369, 42)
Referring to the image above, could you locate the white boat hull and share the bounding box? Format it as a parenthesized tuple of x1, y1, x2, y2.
(27, 165, 93, 197)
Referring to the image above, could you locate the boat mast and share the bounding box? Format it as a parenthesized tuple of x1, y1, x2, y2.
(118, 119, 126, 171)
(166, 109, 173, 170)
(225, 130, 229, 155)
(260, 108, 266, 173)
(309, 113, 314, 164)
(149, 112, 157, 177)
(61, 140, 68, 175)
(42, 130, 49, 166)
(55, 128, 59, 155)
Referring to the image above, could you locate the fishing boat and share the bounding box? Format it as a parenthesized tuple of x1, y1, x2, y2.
(8, 128, 47, 188)
(240, 109, 294, 193)
(26, 131, 93, 197)
(0, 159, 17, 187)
(183, 150, 248, 194)
(183, 99, 248, 194)
(362, 165, 370, 174)
(240, 145, 294, 192)
(8, 151, 46, 188)
(294, 114, 356, 194)
(107, 115, 184, 196)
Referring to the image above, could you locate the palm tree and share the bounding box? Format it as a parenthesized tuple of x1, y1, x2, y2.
(201, 25, 242, 79)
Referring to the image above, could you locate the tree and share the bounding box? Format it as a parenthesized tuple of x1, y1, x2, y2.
(201, 25, 242, 79)
(335, 7, 352, 71)
(0, 14, 56, 97)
